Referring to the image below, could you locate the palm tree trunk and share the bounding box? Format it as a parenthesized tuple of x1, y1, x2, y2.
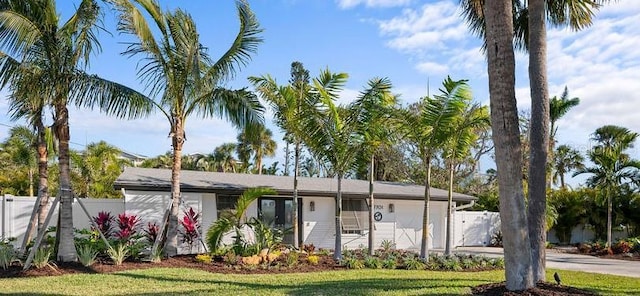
(334, 173, 343, 260)
(607, 189, 612, 248)
(368, 153, 375, 256)
(28, 169, 34, 197)
(55, 104, 77, 262)
(420, 155, 431, 260)
(292, 141, 300, 249)
(36, 122, 50, 232)
(166, 120, 185, 257)
(527, 0, 550, 283)
(484, 0, 533, 290)
(284, 141, 290, 176)
(445, 161, 454, 255)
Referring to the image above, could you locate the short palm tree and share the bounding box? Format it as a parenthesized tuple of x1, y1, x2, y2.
(395, 76, 465, 259)
(213, 143, 239, 173)
(206, 187, 276, 252)
(109, 0, 264, 256)
(0, 0, 153, 261)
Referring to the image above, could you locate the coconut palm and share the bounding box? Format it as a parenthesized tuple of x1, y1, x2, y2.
(296, 69, 350, 259)
(71, 141, 127, 198)
(574, 125, 640, 248)
(350, 77, 396, 255)
(396, 76, 466, 260)
(109, 0, 263, 256)
(0, 0, 153, 261)
(443, 101, 490, 255)
(3, 126, 37, 196)
(552, 144, 584, 189)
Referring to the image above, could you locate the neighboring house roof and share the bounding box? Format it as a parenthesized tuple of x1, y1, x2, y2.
(114, 167, 477, 202)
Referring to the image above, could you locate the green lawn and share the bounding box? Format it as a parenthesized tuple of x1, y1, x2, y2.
(1, 268, 638, 295)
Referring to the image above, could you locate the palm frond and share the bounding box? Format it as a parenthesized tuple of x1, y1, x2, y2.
(235, 187, 276, 223)
(207, 0, 262, 83)
(0, 9, 42, 58)
(193, 87, 264, 128)
(70, 72, 155, 119)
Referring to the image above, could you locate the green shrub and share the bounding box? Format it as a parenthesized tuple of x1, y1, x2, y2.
(318, 248, 331, 256)
(195, 254, 212, 263)
(490, 257, 505, 268)
(0, 243, 16, 270)
(33, 247, 54, 269)
(341, 257, 364, 269)
(403, 257, 425, 270)
(107, 243, 129, 265)
(380, 240, 394, 253)
(149, 247, 163, 263)
(612, 240, 632, 254)
(382, 258, 397, 269)
(285, 251, 299, 267)
(363, 256, 382, 269)
(76, 244, 98, 267)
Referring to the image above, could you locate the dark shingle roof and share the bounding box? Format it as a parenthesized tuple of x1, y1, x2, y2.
(114, 167, 476, 202)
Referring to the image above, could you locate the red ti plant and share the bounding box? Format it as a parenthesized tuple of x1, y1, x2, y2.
(179, 207, 201, 250)
(144, 222, 160, 244)
(92, 211, 115, 238)
(115, 213, 140, 241)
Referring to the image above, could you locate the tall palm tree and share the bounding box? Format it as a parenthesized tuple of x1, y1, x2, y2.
(461, 0, 611, 284)
(443, 101, 490, 255)
(250, 61, 313, 248)
(236, 124, 277, 174)
(575, 125, 640, 248)
(109, 0, 264, 256)
(480, 1, 533, 290)
(396, 76, 465, 260)
(297, 69, 350, 260)
(552, 144, 584, 189)
(0, 0, 152, 262)
(349, 77, 396, 255)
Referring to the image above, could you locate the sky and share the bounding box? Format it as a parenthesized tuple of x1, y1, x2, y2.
(0, 0, 639, 187)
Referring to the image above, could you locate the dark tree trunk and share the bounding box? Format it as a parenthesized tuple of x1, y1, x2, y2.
(527, 0, 550, 283)
(55, 103, 76, 262)
(484, 0, 534, 290)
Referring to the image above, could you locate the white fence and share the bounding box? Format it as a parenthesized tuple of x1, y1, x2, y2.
(454, 211, 501, 247)
(1, 195, 125, 246)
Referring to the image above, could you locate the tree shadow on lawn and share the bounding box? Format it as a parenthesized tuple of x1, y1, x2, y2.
(113, 272, 490, 296)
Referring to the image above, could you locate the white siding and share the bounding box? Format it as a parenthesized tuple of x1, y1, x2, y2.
(1, 195, 124, 247)
(299, 197, 448, 251)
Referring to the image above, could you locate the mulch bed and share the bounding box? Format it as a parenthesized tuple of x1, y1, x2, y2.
(0, 254, 343, 278)
(472, 282, 596, 296)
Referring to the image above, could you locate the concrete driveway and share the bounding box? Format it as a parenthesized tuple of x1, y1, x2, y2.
(454, 247, 640, 278)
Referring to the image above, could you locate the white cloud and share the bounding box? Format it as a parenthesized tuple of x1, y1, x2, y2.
(336, 0, 412, 9)
(416, 61, 448, 75)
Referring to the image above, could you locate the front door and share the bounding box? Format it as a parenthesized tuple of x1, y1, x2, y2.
(259, 198, 293, 244)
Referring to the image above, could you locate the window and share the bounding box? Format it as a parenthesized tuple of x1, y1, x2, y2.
(216, 194, 238, 219)
(342, 199, 369, 234)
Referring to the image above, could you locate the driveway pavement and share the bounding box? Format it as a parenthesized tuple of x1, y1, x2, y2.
(454, 247, 640, 278)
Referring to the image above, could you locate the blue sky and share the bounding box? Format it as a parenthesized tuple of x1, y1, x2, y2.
(1, 0, 639, 187)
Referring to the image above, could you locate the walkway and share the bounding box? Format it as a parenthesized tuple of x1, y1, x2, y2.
(455, 247, 640, 278)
